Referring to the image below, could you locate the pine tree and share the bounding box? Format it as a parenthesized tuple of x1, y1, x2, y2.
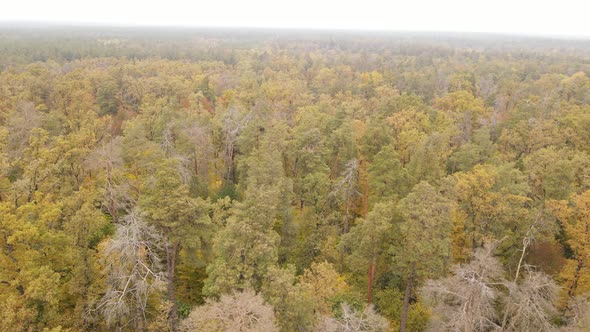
(395, 182, 453, 332)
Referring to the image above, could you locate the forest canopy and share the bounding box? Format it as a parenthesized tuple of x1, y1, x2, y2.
(1, 27, 590, 331)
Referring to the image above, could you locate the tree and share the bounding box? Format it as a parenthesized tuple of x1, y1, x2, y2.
(447, 127, 496, 173)
(0, 201, 65, 331)
(422, 245, 505, 332)
(387, 108, 430, 166)
(343, 201, 396, 304)
(501, 269, 559, 332)
(220, 106, 252, 186)
(114, 114, 214, 330)
(559, 105, 590, 154)
(288, 110, 331, 211)
(422, 245, 561, 332)
(205, 130, 291, 295)
(408, 133, 451, 182)
(498, 119, 564, 160)
(330, 159, 361, 269)
(262, 262, 351, 331)
(62, 189, 113, 331)
(96, 210, 165, 331)
(562, 295, 590, 330)
(5, 101, 42, 161)
(96, 76, 120, 115)
(181, 289, 279, 332)
(316, 303, 389, 332)
(560, 72, 590, 105)
(139, 159, 211, 331)
(299, 261, 350, 317)
(395, 182, 453, 332)
(450, 165, 530, 260)
(368, 145, 412, 204)
(524, 147, 590, 201)
(262, 265, 316, 332)
(373, 289, 430, 332)
(434, 90, 488, 144)
(548, 191, 590, 305)
(359, 116, 394, 162)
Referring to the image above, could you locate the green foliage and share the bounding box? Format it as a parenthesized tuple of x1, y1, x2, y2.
(375, 288, 430, 332)
(448, 126, 497, 172)
(205, 131, 292, 296)
(96, 78, 119, 115)
(368, 145, 413, 203)
(0, 28, 589, 331)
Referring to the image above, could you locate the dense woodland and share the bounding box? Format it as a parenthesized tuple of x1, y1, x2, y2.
(1, 27, 590, 331)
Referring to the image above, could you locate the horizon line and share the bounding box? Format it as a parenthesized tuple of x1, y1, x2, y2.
(2, 20, 590, 41)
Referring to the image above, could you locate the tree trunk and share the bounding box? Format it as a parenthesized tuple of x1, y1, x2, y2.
(339, 199, 352, 272)
(367, 256, 377, 304)
(400, 263, 415, 332)
(133, 268, 145, 332)
(167, 242, 180, 332)
(471, 222, 477, 253)
(360, 159, 369, 218)
(135, 304, 144, 331)
(568, 258, 584, 297)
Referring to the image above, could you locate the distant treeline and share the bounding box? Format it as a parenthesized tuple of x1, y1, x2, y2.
(0, 27, 589, 331)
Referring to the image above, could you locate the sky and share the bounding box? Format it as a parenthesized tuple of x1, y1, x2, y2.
(1, 0, 589, 37)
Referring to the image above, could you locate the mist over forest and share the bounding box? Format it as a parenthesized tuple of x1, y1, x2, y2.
(1, 27, 590, 331)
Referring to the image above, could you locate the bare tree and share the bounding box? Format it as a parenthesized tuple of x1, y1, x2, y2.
(498, 211, 559, 331)
(95, 210, 165, 331)
(501, 268, 559, 332)
(182, 123, 213, 185)
(422, 244, 561, 332)
(181, 289, 278, 332)
(222, 106, 252, 183)
(422, 245, 503, 332)
(161, 126, 175, 158)
(86, 138, 131, 220)
(6, 101, 42, 160)
(329, 158, 360, 271)
(315, 303, 389, 332)
(476, 75, 497, 102)
(562, 295, 590, 331)
(513, 210, 551, 283)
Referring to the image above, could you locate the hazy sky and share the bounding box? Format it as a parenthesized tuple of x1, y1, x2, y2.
(2, 0, 589, 37)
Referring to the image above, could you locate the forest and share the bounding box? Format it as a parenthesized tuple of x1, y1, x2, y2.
(1, 27, 590, 331)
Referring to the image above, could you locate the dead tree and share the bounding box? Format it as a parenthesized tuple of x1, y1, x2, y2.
(96, 210, 165, 330)
(501, 269, 559, 332)
(181, 289, 278, 332)
(422, 245, 503, 332)
(316, 303, 389, 332)
(222, 107, 252, 184)
(329, 159, 360, 271)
